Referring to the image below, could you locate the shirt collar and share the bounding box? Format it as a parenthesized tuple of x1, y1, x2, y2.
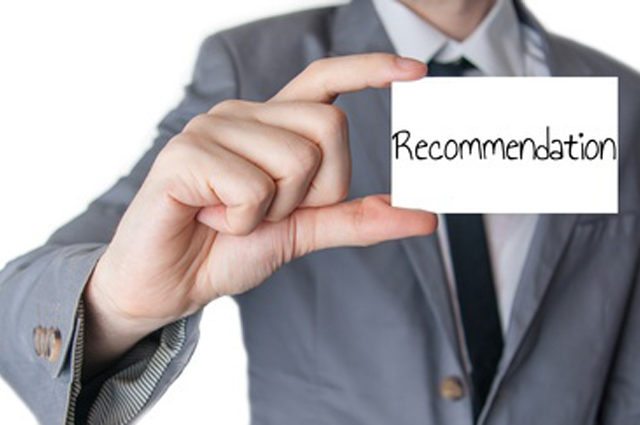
(371, 0, 526, 76)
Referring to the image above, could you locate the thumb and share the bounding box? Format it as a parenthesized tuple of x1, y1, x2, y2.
(290, 194, 437, 257)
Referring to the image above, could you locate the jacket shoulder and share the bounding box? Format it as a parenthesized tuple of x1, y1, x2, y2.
(548, 33, 640, 95)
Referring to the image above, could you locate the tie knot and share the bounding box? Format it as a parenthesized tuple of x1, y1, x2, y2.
(427, 57, 476, 77)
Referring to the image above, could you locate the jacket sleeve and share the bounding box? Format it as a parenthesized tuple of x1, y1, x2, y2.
(0, 33, 238, 425)
(598, 268, 640, 424)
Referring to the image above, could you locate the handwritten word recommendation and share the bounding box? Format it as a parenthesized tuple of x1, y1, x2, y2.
(391, 77, 619, 213)
(394, 127, 617, 161)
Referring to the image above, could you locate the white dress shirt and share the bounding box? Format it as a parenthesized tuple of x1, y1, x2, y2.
(372, 0, 550, 332)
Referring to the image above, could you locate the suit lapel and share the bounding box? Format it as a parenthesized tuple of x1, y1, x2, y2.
(330, 0, 465, 361)
(496, 216, 578, 368)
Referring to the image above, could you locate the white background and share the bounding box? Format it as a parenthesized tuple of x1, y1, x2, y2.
(0, 1, 638, 423)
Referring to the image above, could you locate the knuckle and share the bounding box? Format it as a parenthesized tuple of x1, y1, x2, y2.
(277, 135, 321, 180)
(354, 197, 368, 225)
(329, 181, 349, 204)
(289, 139, 322, 177)
(151, 133, 204, 183)
(155, 133, 191, 164)
(318, 179, 348, 205)
(303, 57, 338, 81)
(227, 218, 256, 236)
(325, 105, 348, 128)
(209, 99, 241, 116)
(265, 209, 288, 223)
(319, 105, 348, 143)
(305, 58, 327, 74)
(244, 176, 276, 207)
(184, 113, 213, 132)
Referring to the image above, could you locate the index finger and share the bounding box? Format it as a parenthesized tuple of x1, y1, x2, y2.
(270, 53, 427, 104)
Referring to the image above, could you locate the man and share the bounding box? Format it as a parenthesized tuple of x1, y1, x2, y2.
(1, 0, 639, 423)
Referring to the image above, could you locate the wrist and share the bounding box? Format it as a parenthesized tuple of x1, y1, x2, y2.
(82, 256, 161, 376)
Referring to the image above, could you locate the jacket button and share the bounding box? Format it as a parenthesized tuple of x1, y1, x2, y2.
(440, 376, 465, 401)
(32, 326, 62, 362)
(32, 326, 45, 357)
(45, 328, 62, 363)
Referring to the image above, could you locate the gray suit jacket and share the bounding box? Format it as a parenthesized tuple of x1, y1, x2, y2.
(2, 1, 640, 424)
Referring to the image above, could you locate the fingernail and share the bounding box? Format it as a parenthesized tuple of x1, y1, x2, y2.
(395, 56, 426, 72)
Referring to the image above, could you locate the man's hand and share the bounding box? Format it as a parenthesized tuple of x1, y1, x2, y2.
(83, 53, 436, 375)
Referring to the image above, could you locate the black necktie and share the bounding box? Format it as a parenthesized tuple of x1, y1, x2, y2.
(428, 58, 504, 418)
(427, 57, 476, 77)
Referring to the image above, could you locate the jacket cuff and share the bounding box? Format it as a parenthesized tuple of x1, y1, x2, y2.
(33, 244, 109, 378)
(0, 243, 108, 424)
(67, 310, 189, 425)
